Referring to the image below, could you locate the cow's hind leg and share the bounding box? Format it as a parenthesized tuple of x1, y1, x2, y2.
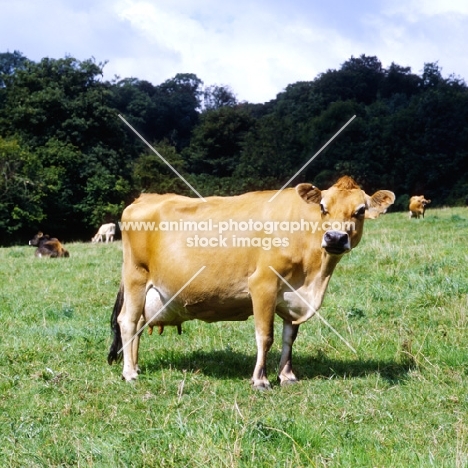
(118, 278, 147, 381)
(278, 321, 299, 385)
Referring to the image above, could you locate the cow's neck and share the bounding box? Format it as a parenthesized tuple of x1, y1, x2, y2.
(288, 252, 342, 325)
(309, 251, 342, 303)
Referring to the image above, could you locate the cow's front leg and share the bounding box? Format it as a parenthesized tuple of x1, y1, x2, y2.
(249, 272, 277, 390)
(252, 318, 274, 390)
(278, 321, 299, 385)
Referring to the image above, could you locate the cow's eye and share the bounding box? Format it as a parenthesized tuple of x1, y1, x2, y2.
(354, 205, 366, 217)
(320, 203, 328, 215)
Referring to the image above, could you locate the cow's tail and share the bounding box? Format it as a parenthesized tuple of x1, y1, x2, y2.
(107, 282, 124, 364)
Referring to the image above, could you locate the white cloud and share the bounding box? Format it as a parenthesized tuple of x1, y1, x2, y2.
(0, 0, 467, 102)
(110, 0, 365, 102)
(385, 0, 468, 17)
(361, 1, 468, 79)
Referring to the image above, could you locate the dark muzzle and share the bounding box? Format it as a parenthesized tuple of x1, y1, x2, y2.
(321, 231, 350, 255)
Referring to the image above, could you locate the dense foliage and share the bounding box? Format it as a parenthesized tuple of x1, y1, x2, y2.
(1, 51, 467, 244)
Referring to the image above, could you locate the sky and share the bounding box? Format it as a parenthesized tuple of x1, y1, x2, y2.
(1, 0, 467, 103)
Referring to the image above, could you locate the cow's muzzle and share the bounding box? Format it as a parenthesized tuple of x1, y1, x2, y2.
(321, 231, 350, 255)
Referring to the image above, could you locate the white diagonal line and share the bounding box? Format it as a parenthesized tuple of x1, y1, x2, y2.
(268, 114, 356, 202)
(118, 114, 207, 202)
(118, 265, 206, 355)
(269, 266, 357, 354)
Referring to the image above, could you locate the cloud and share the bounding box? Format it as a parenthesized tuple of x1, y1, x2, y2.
(110, 0, 364, 102)
(384, 0, 468, 17)
(1, 0, 467, 103)
(362, 0, 468, 78)
(0, 0, 135, 64)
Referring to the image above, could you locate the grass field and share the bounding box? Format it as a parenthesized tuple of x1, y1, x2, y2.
(1, 207, 467, 467)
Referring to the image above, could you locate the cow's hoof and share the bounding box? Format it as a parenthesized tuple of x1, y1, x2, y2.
(252, 381, 271, 391)
(279, 378, 298, 387)
(121, 372, 138, 382)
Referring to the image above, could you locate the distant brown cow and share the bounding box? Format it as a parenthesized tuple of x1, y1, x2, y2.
(29, 232, 70, 258)
(409, 196, 431, 219)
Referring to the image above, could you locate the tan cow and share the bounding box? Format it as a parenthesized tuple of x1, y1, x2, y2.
(92, 223, 116, 243)
(108, 176, 395, 389)
(29, 232, 70, 258)
(409, 196, 431, 219)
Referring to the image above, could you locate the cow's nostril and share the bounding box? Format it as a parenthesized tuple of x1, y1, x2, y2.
(323, 231, 333, 243)
(324, 231, 347, 245)
(337, 232, 348, 245)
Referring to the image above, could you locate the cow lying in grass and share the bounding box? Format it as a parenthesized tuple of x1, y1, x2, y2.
(29, 232, 70, 258)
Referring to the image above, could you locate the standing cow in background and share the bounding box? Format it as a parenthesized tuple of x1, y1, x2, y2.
(409, 196, 431, 219)
(108, 176, 395, 389)
(29, 232, 70, 258)
(92, 223, 116, 243)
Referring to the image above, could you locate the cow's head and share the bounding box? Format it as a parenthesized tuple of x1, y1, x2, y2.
(296, 176, 395, 255)
(29, 231, 45, 246)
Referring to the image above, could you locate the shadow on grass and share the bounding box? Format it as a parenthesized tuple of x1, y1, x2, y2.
(141, 349, 412, 385)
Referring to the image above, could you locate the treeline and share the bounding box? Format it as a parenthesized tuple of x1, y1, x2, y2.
(1, 52, 467, 244)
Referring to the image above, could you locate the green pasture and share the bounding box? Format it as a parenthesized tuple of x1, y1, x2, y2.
(0, 207, 467, 467)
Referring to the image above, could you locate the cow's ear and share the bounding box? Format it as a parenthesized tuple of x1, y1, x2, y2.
(296, 183, 322, 204)
(365, 190, 396, 219)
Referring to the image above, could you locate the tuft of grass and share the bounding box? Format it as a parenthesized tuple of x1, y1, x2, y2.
(1, 208, 467, 467)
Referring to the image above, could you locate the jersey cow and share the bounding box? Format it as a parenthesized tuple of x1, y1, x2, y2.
(29, 232, 70, 258)
(92, 223, 116, 243)
(108, 176, 395, 389)
(409, 195, 431, 219)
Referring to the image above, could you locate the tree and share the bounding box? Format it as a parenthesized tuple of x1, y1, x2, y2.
(0, 137, 44, 241)
(0, 56, 134, 238)
(112, 73, 204, 151)
(0, 50, 28, 87)
(110, 77, 157, 149)
(381, 62, 421, 99)
(185, 105, 255, 177)
(313, 54, 385, 105)
(203, 85, 237, 110)
(151, 73, 203, 150)
(0, 56, 124, 149)
(132, 140, 189, 195)
(235, 112, 303, 187)
(421, 62, 443, 88)
(274, 81, 325, 122)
